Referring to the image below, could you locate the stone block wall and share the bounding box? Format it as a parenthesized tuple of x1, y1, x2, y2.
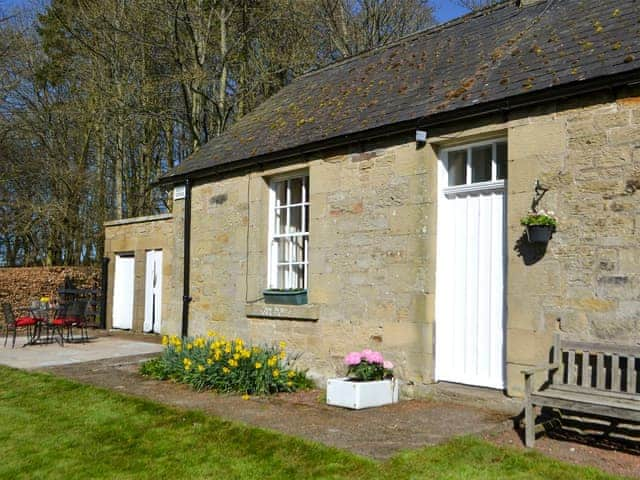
(109, 86, 640, 397)
(186, 134, 437, 383)
(104, 214, 174, 333)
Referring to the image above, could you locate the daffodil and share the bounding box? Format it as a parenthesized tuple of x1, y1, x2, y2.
(197, 365, 205, 373)
(242, 394, 250, 400)
(279, 341, 286, 349)
(273, 369, 280, 378)
(255, 362, 262, 369)
(162, 336, 169, 346)
(186, 343, 193, 350)
(206, 358, 213, 365)
(287, 381, 293, 387)
(222, 367, 230, 374)
(288, 370, 295, 378)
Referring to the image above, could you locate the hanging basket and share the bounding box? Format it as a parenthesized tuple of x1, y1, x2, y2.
(526, 225, 554, 243)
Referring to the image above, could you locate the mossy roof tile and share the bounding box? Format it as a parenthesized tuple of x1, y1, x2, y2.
(162, 0, 640, 181)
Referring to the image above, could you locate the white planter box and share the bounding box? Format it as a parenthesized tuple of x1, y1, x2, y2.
(326, 377, 399, 410)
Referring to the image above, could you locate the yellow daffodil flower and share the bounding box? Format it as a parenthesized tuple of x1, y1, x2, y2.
(255, 362, 262, 369)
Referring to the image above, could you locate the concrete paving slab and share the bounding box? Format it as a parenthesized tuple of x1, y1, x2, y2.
(0, 336, 162, 370)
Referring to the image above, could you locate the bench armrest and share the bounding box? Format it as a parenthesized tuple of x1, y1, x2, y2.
(521, 363, 559, 377)
(522, 363, 559, 399)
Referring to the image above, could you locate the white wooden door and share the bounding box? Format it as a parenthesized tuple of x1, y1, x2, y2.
(435, 139, 507, 389)
(143, 250, 162, 334)
(112, 254, 135, 330)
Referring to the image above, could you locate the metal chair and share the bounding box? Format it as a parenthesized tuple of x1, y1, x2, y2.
(2, 303, 39, 348)
(51, 300, 89, 345)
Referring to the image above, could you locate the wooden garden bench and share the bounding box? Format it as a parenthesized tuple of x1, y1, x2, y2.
(523, 333, 640, 447)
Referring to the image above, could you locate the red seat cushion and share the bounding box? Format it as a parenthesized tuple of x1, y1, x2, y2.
(52, 317, 80, 326)
(16, 317, 38, 327)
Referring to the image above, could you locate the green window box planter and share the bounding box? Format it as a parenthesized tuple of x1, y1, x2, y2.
(263, 289, 308, 305)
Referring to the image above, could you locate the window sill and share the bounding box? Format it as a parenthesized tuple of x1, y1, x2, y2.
(245, 302, 319, 321)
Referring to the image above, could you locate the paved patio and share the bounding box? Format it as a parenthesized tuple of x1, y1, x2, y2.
(0, 334, 162, 369)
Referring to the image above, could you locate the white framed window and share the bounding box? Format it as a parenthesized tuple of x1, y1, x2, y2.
(268, 173, 309, 289)
(443, 138, 507, 194)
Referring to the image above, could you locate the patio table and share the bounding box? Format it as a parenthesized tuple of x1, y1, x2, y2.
(23, 305, 62, 346)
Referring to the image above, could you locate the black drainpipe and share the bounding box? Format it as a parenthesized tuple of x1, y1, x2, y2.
(99, 256, 109, 329)
(181, 178, 192, 338)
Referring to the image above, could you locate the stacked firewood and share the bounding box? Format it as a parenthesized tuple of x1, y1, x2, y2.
(0, 267, 99, 309)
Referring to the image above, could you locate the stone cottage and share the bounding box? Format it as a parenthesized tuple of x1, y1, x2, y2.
(104, 0, 640, 396)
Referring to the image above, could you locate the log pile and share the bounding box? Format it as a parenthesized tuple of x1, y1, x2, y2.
(0, 266, 100, 309)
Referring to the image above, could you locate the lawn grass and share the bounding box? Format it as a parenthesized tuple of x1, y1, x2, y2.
(0, 366, 625, 479)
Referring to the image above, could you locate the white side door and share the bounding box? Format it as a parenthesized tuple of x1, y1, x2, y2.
(143, 250, 163, 334)
(435, 139, 507, 389)
(112, 254, 135, 330)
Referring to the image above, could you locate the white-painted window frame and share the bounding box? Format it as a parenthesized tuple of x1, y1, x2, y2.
(441, 137, 507, 197)
(267, 172, 309, 289)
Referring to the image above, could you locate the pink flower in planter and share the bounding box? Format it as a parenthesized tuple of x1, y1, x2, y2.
(383, 360, 394, 370)
(344, 352, 362, 366)
(363, 350, 384, 364)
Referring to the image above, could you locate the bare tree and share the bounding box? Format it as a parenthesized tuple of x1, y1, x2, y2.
(313, 0, 434, 58)
(453, 0, 502, 11)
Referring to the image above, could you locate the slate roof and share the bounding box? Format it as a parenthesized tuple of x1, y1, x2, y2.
(161, 0, 640, 183)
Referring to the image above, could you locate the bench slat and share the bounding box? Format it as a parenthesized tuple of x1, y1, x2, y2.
(612, 354, 620, 392)
(581, 351, 590, 387)
(533, 388, 640, 410)
(567, 350, 576, 385)
(596, 352, 605, 390)
(561, 339, 640, 357)
(530, 392, 640, 422)
(552, 383, 638, 401)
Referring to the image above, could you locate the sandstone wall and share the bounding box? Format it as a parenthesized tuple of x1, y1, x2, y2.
(186, 135, 435, 384)
(104, 214, 174, 333)
(129, 86, 640, 396)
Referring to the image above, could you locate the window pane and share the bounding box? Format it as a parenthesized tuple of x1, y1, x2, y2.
(289, 206, 302, 234)
(290, 177, 303, 204)
(304, 205, 309, 233)
(292, 235, 306, 262)
(292, 265, 305, 289)
(277, 265, 288, 288)
(496, 142, 507, 180)
(303, 177, 309, 202)
(448, 150, 467, 186)
(471, 145, 492, 183)
(275, 207, 286, 234)
(275, 238, 289, 263)
(274, 181, 286, 207)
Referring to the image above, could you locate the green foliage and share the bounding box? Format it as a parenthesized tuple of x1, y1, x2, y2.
(347, 362, 390, 382)
(140, 332, 312, 395)
(520, 210, 558, 227)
